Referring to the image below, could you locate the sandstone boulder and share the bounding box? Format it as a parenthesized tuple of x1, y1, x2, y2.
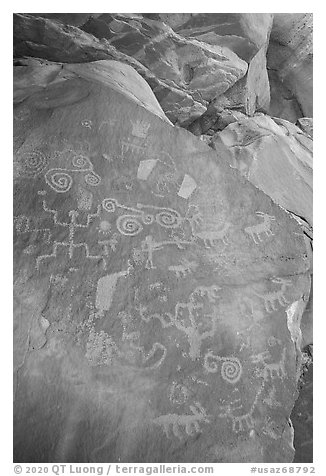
(14, 60, 310, 463)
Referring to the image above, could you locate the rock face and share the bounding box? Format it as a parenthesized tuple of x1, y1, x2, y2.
(14, 60, 311, 463)
(268, 14, 313, 120)
(211, 114, 313, 227)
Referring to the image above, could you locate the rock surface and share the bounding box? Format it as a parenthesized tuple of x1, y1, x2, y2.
(14, 60, 311, 463)
(267, 14, 313, 119)
(211, 114, 313, 226)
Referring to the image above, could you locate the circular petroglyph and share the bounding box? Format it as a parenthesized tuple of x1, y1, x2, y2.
(156, 210, 181, 228)
(116, 215, 143, 236)
(221, 358, 243, 384)
(72, 154, 91, 169)
(99, 221, 112, 234)
(19, 150, 48, 177)
(85, 172, 101, 186)
(44, 170, 73, 193)
(102, 198, 117, 213)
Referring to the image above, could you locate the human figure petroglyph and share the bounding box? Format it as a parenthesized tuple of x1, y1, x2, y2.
(203, 351, 243, 384)
(168, 258, 198, 278)
(36, 200, 102, 269)
(253, 277, 292, 313)
(251, 348, 287, 381)
(153, 402, 210, 440)
(244, 211, 276, 244)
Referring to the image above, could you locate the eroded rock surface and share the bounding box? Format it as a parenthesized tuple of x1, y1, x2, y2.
(14, 60, 310, 463)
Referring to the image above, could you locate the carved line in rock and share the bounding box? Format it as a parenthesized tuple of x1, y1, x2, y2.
(250, 348, 287, 381)
(44, 154, 101, 193)
(244, 211, 276, 245)
(102, 198, 184, 236)
(219, 384, 264, 433)
(36, 196, 102, 269)
(137, 284, 221, 360)
(253, 277, 292, 313)
(203, 350, 243, 384)
(153, 402, 210, 440)
(17, 150, 48, 177)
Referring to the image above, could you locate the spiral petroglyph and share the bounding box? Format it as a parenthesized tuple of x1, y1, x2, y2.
(44, 170, 73, 193)
(19, 150, 48, 177)
(116, 215, 143, 236)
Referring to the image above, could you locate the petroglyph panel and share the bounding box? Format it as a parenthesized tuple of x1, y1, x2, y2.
(13, 63, 311, 463)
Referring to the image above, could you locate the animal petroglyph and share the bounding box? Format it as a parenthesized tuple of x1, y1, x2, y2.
(95, 269, 129, 312)
(36, 200, 102, 269)
(219, 385, 264, 433)
(193, 222, 232, 248)
(44, 154, 101, 193)
(177, 174, 197, 199)
(203, 351, 243, 384)
(140, 235, 193, 270)
(168, 258, 198, 278)
(253, 277, 292, 313)
(153, 402, 210, 440)
(244, 211, 276, 244)
(250, 348, 287, 381)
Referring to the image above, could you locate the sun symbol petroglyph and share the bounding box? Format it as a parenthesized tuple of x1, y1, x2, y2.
(98, 221, 112, 235)
(244, 211, 276, 244)
(250, 348, 287, 381)
(253, 277, 292, 313)
(203, 351, 243, 384)
(153, 402, 210, 440)
(36, 200, 102, 269)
